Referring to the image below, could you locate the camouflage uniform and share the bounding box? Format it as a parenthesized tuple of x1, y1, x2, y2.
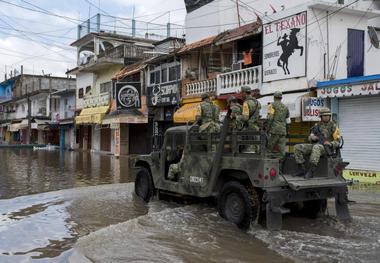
(267, 91, 289, 160)
(294, 108, 340, 167)
(240, 86, 261, 152)
(197, 93, 220, 133)
(228, 96, 243, 131)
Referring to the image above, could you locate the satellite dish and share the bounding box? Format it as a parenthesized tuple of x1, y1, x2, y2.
(368, 26, 379, 49)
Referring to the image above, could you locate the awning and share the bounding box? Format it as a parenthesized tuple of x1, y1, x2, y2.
(31, 119, 51, 130)
(317, 74, 380, 98)
(174, 102, 200, 123)
(174, 99, 227, 124)
(9, 119, 29, 132)
(75, 106, 109, 125)
(258, 92, 309, 119)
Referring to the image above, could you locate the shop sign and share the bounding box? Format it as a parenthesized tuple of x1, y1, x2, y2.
(302, 97, 327, 122)
(148, 81, 179, 107)
(343, 169, 380, 185)
(114, 128, 120, 157)
(116, 82, 141, 110)
(263, 11, 307, 82)
(318, 81, 380, 98)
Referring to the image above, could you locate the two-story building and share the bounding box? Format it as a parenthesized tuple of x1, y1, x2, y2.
(69, 31, 156, 153)
(0, 73, 76, 145)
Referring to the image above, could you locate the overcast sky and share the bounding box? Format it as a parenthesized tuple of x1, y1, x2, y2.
(0, 0, 186, 80)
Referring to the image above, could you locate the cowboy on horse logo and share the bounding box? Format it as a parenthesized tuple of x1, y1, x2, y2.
(277, 28, 304, 75)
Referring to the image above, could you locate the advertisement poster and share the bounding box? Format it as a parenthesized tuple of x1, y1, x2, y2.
(263, 11, 307, 82)
(116, 82, 141, 110)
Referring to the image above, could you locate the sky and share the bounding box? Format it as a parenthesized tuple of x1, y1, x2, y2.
(0, 0, 186, 80)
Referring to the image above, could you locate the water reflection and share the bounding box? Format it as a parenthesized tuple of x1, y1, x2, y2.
(0, 149, 132, 199)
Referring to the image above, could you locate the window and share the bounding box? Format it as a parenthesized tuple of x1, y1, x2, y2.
(85, 86, 91, 94)
(78, 88, 84, 98)
(169, 65, 180, 81)
(150, 69, 161, 85)
(161, 68, 168, 83)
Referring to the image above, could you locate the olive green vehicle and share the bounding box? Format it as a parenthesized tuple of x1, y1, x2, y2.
(132, 114, 351, 230)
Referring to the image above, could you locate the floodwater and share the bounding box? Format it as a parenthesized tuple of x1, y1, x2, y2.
(0, 149, 379, 262)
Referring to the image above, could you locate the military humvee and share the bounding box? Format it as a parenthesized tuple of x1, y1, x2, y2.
(132, 114, 351, 230)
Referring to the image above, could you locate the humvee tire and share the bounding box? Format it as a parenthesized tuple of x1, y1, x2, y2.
(217, 181, 260, 230)
(135, 167, 155, 202)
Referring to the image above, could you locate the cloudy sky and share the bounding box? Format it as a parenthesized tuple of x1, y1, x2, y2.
(0, 0, 186, 80)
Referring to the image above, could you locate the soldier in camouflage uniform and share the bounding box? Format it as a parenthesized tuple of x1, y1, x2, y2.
(267, 91, 289, 160)
(294, 108, 341, 179)
(196, 93, 220, 133)
(227, 95, 243, 131)
(240, 86, 261, 152)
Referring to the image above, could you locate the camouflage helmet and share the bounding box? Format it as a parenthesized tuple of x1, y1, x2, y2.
(241, 86, 251, 93)
(227, 95, 237, 104)
(274, 91, 282, 99)
(201, 93, 209, 100)
(319, 107, 331, 116)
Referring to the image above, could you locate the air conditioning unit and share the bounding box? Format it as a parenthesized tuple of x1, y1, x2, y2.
(232, 62, 243, 71)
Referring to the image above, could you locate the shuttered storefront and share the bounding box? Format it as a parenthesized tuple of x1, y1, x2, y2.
(338, 96, 380, 171)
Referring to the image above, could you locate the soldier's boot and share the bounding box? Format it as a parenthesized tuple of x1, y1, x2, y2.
(304, 164, 317, 179)
(296, 163, 306, 177)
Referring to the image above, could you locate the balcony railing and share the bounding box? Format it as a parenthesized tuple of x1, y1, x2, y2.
(217, 66, 262, 95)
(186, 79, 217, 96)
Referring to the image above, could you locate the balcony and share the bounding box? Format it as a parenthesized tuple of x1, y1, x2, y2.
(185, 78, 217, 96)
(217, 66, 262, 95)
(79, 44, 154, 71)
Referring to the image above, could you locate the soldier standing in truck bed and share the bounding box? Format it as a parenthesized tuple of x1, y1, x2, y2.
(267, 91, 289, 161)
(196, 93, 220, 134)
(240, 86, 261, 152)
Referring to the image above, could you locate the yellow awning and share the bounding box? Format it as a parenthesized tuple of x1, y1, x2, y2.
(173, 99, 227, 124)
(75, 106, 109, 125)
(174, 102, 200, 123)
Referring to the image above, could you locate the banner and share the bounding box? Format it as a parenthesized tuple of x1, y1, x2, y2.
(263, 11, 307, 82)
(148, 81, 180, 107)
(302, 97, 327, 122)
(115, 82, 141, 110)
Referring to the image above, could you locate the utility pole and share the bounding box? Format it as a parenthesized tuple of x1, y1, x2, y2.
(236, 0, 241, 27)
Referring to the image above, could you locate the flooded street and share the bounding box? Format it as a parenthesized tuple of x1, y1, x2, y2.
(0, 149, 379, 262)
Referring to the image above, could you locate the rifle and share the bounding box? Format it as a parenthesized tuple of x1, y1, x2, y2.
(310, 125, 334, 156)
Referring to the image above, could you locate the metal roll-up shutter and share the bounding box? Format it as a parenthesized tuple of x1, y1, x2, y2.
(338, 96, 380, 171)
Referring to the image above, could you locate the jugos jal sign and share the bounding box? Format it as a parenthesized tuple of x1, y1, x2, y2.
(318, 81, 380, 98)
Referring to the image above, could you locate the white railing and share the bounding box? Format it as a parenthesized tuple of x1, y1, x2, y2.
(186, 79, 217, 96)
(217, 66, 262, 95)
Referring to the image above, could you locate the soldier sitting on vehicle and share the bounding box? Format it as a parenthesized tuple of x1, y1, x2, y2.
(294, 107, 341, 179)
(196, 93, 220, 134)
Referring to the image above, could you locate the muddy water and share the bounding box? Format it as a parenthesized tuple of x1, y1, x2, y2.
(0, 149, 380, 262)
(0, 149, 131, 199)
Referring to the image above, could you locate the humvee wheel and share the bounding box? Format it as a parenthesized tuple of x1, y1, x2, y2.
(218, 181, 260, 230)
(302, 199, 327, 218)
(135, 167, 154, 202)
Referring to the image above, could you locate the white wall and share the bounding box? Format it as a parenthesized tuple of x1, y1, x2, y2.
(185, 0, 376, 43)
(59, 93, 75, 119)
(91, 126, 101, 151)
(76, 72, 95, 110)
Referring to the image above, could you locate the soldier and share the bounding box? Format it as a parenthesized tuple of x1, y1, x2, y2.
(267, 91, 289, 160)
(196, 93, 220, 134)
(294, 108, 341, 179)
(227, 95, 243, 131)
(240, 86, 261, 152)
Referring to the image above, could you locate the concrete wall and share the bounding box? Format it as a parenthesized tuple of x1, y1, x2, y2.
(94, 65, 123, 95)
(59, 93, 75, 119)
(76, 72, 96, 110)
(185, 0, 377, 43)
